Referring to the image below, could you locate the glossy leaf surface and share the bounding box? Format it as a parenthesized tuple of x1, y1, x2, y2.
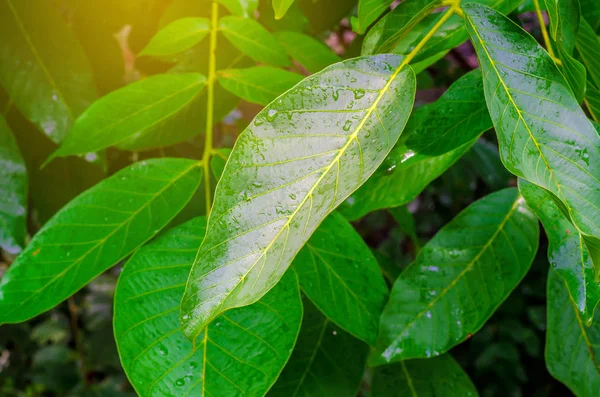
(520, 179, 600, 324)
(268, 298, 368, 397)
(371, 188, 539, 365)
(217, 67, 303, 106)
(0, 0, 96, 143)
(371, 355, 478, 396)
(180, 54, 416, 341)
(219, 16, 291, 67)
(354, 0, 394, 34)
(140, 17, 210, 57)
(340, 69, 491, 220)
(465, 3, 600, 272)
(53, 74, 206, 157)
(272, 0, 295, 20)
(115, 217, 302, 397)
(292, 212, 388, 345)
(274, 31, 342, 73)
(546, 270, 600, 396)
(0, 158, 201, 324)
(0, 115, 27, 254)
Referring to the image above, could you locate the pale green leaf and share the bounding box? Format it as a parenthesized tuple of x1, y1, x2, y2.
(272, 0, 295, 20)
(353, 0, 394, 34)
(216, 0, 259, 18)
(274, 31, 342, 73)
(140, 17, 210, 58)
(371, 188, 539, 365)
(115, 217, 302, 397)
(0, 158, 202, 324)
(180, 54, 416, 341)
(292, 212, 388, 345)
(217, 66, 303, 105)
(210, 148, 232, 182)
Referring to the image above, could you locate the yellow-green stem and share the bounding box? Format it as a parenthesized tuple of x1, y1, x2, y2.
(202, 1, 219, 215)
(533, 0, 558, 60)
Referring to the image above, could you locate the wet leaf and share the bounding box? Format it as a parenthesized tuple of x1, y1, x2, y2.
(115, 217, 302, 397)
(292, 212, 388, 345)
(52, 74, 206, 157)
(0, 115, 27, 254)
(465, 3, 600, 274)
(0, 158, 201, 324)
(268, 298, 368, 397)
(180, 54, 416, 342)
(371, 188, 539, 365)
(274, 31, 342, 73)
(139, 17, 211, 58)
(272, 0, 295, 20)
(219, 16, 291, 67)
(217, 67, 303, 105)
(371, 355, 478, 396)
(520, 179, 600, 325)
(0, 0, 96, 143)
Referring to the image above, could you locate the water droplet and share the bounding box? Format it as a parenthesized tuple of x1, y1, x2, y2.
(353, 89, 366, 99)
(342, 120, 353, 132)
(385, 164, 396, 174)
(266, 109, 278, 121)
(289, 193, 296, 200)
(158, 345, 168, 356)
(175, 378, 185, 387)
(332, 89, 340, 101)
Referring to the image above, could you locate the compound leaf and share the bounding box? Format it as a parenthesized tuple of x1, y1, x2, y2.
(140, 17, 211, 58)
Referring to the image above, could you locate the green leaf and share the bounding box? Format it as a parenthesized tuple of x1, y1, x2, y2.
(216, 0, 259, 18)
(272, 0, 295, 20)
(52, 74, 206, 158)
(268, 298, 368, 397)
(586, 83, 600, 123)
(292, 212, 388, 345)
(0, 0, 97, 143)
(544, 0, 580, 53)
(339, 69, 491, 221)
(0, 158, 201, 324)
(217, 67, 303, 106)
(139, 17, 210, 58)
(362, 0, 443, 56)
(180, 54, 416, 341)
(463, 139, 513, 190)
(0, 115, 27, 254)
(576, 16, 600, 89)
(519, 179, 600, 325)
(219, 16, 291, 67)
(274, 31, 342, 73)
(546, 270, 600, 395)
(115, 217, 302, 397)
(556, 45, 586, 103)
(371, 354, 478, 396)
(580, 0, 600, 30)
(371, 188, 539, 365)
(464, 3, 600, 275)
(389, 206, 421, 252)
(210, 148, 232, 182)
(353, 0, 394, 34)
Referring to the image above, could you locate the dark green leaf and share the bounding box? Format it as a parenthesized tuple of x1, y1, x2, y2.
(52, 74, 206, 157)
(0, 115, 27, 254)
(465, 3, 600, 274)
(272, 0, 295, 20)
(292, 212, 388, 345)
(340, 69, 491, 220)
(219, 16, 292, 67)
(0, 0, 97, 143)
(371, 355, 478, 396)
(353, 0, 394, 34)
(520, 179, 600, 325)
(180, 54, 416, 341)
(371, 188, 539, 365)
(576, 17, 600, 88)
(216, 0, 259, 18)
(587, 83, 600, 122)
(139, 17, 210, 57)
(556, 45, 586, 103)
(544, 0, 579, 53)
(268, 298, 368, 397)
(115, 217, 302, 397)
(464, 139, 513, 190)
(389, 206, 421, 252)
(217, 67, 303, 105)
(274, 31, 342, 73)
(0, 158, 201, 324)
(546, 270, 600, 395)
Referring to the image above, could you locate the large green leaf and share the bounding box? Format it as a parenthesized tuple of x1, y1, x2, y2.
(216, 0, 259, 18)
(292, 212, 388, 345)
(544, 0, 579, 52)
(52, 74, 206, 158)
(340, 69, 491, 220)
(274, 31, 342, 73)
(546, 270, 600, 395)
(587, 84, 600, 122)
(272, 0, 295, 20)
(139, 17, 210, 58)
(0, 0, 96, 143)
(576, 17, 600, 89)
(0, 115, 27, 254)
(180, 54, 416, 341)
(580, 0, 600, 30)
(268, 298, 368, 397)
(371, 188, 539, 365)
(219, 16, 291, 67)
(217, 67, 303, 106)
(0, 158, 201, 324)
(210, 148, 232, 181)
(361, 0, 443, 56)
(115, 217, 302, 397)
(371, 355, 478, 396)
(520, 179, 600, 324)
(464, 3, 600, 273)
(353, 0, 394, 34)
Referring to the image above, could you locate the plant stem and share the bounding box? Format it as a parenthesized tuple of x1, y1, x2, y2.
(202, 1, 219, 215)
(533, 0, 559, 61)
